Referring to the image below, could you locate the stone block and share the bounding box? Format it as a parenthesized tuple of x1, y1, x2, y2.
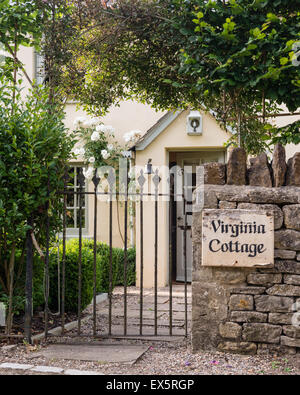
(274, 250, 296, 260)
(257, 343, 296, 356)
(255, 295, 294, 313)
(242, 323, 282, 343)
(213, 268, 249, 285)
(275, 260, 300, 274)
(219, 322, 242, 340)
(217, 341, 257, 355)
(219, 201, 237, 209)
(229, 294, 254, 311)
(272, 143, 287, 187)
(286, 153, 300, 186)
(281, 336, 300, 348)
(204, 162, 226, 185)
(283, 204, 300, 231)
(227, 148, 247, 186)
(231, 286, 266, 295)
(248, 153, 272, 188)
(247, 273, 282, 286)
(269, 313, 294, 325)
(283, 325, 300, 339)
(266, 284, 300, 297)
(284, 274, 300, 286)
(275, 230, 300, 251)
(230, 311, 267, 323)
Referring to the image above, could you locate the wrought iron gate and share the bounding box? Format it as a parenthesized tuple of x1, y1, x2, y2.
(3, 162, 191, 343)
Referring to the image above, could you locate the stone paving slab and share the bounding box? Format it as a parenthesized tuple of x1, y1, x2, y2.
(108, 325, 186, 337)
(33, 344, 149, 364)
(110, 309, 165, 319)
(124, 319, 185, 328)
(0, 363, 33, 370)
(30, 366, 64, 374)
(142, 304, 191, 312)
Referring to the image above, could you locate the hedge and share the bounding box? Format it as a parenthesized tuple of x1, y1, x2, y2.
(48, 239, 136, 313)
(0, 240, 136, 316)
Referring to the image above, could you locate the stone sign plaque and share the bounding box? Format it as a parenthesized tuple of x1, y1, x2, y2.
(202, 209, 274, 267)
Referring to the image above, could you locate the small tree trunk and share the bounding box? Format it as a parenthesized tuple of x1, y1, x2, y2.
(6, 242, 16, 334)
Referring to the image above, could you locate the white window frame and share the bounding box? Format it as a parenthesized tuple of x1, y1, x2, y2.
(65, 164, 89, 237)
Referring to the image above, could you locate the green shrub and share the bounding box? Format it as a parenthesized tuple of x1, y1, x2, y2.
(83, 241, 136, 291)
(49, 239, 95, 313)
(115, 247, 136, 287)
(0, 251, 45, 316)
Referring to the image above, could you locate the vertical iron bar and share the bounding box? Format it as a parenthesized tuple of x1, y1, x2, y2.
(77, 169, 83, 336)
(108, 194, 113, 336)
(123, 160, 128, 336)
(169, 174, 174, 336)
(61, 173, 67, 335)
(139, 187, 144, 336)
(93, 177, 98, 337)
(44, 180, 50, 340)
(24, 218, 33, 344)
(183, 193, 188, 338)
(154, 180, 158, 336)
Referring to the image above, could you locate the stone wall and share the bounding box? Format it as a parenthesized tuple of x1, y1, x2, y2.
(204, 144, 300, 187)
(192, 146, 300, 356)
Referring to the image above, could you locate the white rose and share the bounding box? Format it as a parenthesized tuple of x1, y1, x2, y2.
(90, 117, 101, 126)
(73, 116, 86, 129)
(107, 144, 114, 151)
(105, 125, 115, 135)
(101, 149, 110, 160)
(83, 166, 94, 181)
(91, 131, 100, 141)
(96, 124, 106, 132)
(83, 119, 94, 128)
(89, 156, 95, 163)
(123, 131, 134, 143)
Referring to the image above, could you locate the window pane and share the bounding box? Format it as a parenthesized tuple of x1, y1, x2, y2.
(67, 192, 74, 208)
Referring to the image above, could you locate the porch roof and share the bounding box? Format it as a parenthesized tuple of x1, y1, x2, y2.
(130, 109, 233, 151)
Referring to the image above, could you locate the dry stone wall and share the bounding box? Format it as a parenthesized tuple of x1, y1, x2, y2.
(192, 145, 300, 356)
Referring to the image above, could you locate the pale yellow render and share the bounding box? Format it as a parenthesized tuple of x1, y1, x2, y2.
(16, 46, 300, 288)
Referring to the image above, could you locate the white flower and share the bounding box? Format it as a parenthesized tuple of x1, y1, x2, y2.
(123, 130, 142, 143)
(105, 125, 115, 135)
(83, 119, 94, 128)
(96, 124, 106, 132)
(73, 116, 86, 129)
(89, 156, 95, 164)
(83, 166, 94, 181)
(73, 147, 85, 157)
(107, 144, 114, 151)
(90, 117, 101, 126)
(91, 131, 100, 141)
(101, 149, 110, 160)
(96, 124, 115, 134)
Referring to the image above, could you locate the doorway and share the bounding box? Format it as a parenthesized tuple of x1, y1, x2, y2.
(170, 151, 226, 283)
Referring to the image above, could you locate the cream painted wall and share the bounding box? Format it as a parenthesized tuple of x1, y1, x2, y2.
(134, 110, 230, 288)
(13, 46, 300, 287)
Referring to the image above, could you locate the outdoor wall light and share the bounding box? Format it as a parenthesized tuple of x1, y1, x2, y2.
(144, 159, 153, 174)
(187, 110, 202, 135)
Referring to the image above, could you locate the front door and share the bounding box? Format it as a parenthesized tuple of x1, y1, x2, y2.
(175, 151, 225, 282)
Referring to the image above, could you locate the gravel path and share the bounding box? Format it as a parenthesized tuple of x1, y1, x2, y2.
(1, 285, 299, 375)
(0, 338, 300, 375)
